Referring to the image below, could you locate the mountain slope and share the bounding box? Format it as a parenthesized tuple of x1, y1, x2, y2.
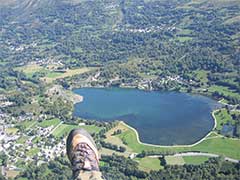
(0, 0, 239, 75)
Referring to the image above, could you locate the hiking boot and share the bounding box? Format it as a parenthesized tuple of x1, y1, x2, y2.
(66, 128, 100, 178)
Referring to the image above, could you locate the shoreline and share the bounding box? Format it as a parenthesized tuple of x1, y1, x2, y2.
(73, 93, 84, 104)
(120, 109, 217, 148)
(72, 88, 224, 148)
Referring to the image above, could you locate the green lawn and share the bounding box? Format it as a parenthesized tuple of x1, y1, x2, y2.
(81, 125, 102, 134)
(15, 64, 96, 83)
(18, 120, 36, 129)
(206, 132, 220, 138)
(0, 61, 7, 65)
(175, 36, 192, 42)
(136, 157, 163, 172)
(15, 160, 28, 169)
(16, 136, 29, 144)
(42, 67, 96, 83)
(15, 64, 46, 78)
(177, 29, 192, 35)
(219, 98, 229, 104)
(52, 124, 79, 138)
(165, 156, 185, 165)
(99, 161, 107, 167)
(6, 128, 19, 135)
(45, 72, 63, 78)
(38, 118, 61, 128)
(193, 70, 209, 83)
(21, 103, 41, 115)
(16, 178, 28, 180)
(26, 148, 40, 157)
(183, 156, 209, 165)
(52, 124, 102, 138)
(6, 170, 20, 179)
(208, 85, 240, 99)
(191, 137, 240, 159)
(214, 109, 235, 131)
(32, 136, 42, 144)
(118, 122, 240, 159)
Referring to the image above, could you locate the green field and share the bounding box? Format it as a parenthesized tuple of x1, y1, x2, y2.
(16, 136, 29, 144)
(193, 70, 209, 84)
(45, 72, 63, 78)
(191, 137, 240, 159)
(15, 64, 96, 83)
(208, 85, 240, 99)
(117, 122, 240, 159)
(52, 124, 102, 138)
(38, 118, 61, 128)
(165, 156, 185, 165)
(52, 124, 79, 137)
(183, 156, 209, 165)
(136, 157, 163, 172)
(17, 120, 37, 131)
(206, 132, 220, 138)
(41, 67, 96, 83)
(175, 36, 192, 42)
(15, 64, 46, 78)
(164, 155, 209, 165)
(214, 109, 235, 131)
(26, 148, 40, 157)
(6, 128, 19, 135)
(32, 137, 41, 144)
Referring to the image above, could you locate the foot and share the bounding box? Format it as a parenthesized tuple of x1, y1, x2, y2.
(66, 129, 100, 177)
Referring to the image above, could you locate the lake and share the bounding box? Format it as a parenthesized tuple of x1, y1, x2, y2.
(73, 88, 220, 145)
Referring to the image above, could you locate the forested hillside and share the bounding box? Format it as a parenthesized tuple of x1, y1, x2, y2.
(1, 0, 240, 98)
(1, 0, 239, 70)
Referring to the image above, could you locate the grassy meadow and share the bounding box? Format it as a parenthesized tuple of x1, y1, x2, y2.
(115, 122, 240, 159)
(15, 64, 96, 83)
(52, 123, 102, 138)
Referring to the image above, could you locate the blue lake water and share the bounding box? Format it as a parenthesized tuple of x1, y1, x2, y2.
(73, 88, 220, 145)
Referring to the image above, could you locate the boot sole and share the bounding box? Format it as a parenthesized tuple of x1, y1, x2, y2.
(66, 128, 98, 161)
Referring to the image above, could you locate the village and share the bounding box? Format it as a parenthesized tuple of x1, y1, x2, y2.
(0, 110, 68, 177)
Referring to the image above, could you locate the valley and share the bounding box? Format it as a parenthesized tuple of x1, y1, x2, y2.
(0, 0, 239, 179)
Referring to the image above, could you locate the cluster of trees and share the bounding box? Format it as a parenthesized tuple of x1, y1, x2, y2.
(15, 157, 72, 180)
(137, 150, 176, 158)
(40, 97, 73, 121)
(0, 153, 8, 166)
(0, 67, 37, 91)
(0, 67, 45, 117)
(232, 113, 240, 138)
(107, 155, 240, 180)
(100, 141, 126, 153)
(214, 108, 240, 138)
(212, 91, 240, 105)
(1, 0, 239, 74)
(101, 154, 148, 179)
(15, 155, 240, 180)
(149, 157, 240, 180)
(208, 73, 240, 104)
(112, 129, 122, 135)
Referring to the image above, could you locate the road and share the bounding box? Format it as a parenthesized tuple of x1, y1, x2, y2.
(149, 152, 239, 163)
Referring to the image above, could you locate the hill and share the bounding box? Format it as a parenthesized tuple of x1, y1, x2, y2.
(1, 0, 239, 67)
(0, 0, 239, 103)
